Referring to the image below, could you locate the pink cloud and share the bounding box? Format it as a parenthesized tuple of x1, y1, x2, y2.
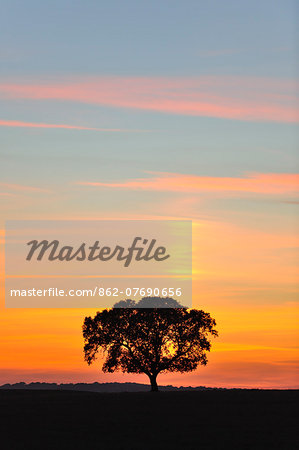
(0, 76, 297, 122)
(77, 172, 299, 195)
(0, 119, 147, 132)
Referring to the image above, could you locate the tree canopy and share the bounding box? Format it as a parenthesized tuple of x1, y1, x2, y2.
(82, 297, 218, 391)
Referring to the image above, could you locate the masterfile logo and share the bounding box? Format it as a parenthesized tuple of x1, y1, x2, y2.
(25, 237, 170, 267)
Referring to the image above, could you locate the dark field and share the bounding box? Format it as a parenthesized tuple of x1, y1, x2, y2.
(0, 389, 298, 450)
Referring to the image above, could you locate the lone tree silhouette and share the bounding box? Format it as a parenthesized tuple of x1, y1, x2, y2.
(82, 297, 218, 391)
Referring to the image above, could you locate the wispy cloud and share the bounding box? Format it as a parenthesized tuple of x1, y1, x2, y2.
(77, 171, 299, 196)
(0, 76, 297, 123)
(0, 183, 52, 193)
(0, 119, 148, 132)
(281, 200, 299, 205)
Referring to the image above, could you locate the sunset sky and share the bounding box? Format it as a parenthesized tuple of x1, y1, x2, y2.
(0, 0, 298, 388)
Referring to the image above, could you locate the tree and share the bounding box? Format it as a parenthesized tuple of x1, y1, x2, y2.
(82, 297, 218, 391)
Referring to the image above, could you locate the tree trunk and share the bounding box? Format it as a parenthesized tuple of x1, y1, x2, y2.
(149, 374, 158, 392)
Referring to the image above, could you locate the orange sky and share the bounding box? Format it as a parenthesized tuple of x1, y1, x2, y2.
(1, 215, 298, 389)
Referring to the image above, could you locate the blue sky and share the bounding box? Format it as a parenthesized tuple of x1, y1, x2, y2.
(1, 0, 297, 77)
(0, 1, 297, 221)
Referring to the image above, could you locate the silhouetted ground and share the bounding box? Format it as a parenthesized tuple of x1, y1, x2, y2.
(0, 389, 298, 449)
(0, 381, 212, 392)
